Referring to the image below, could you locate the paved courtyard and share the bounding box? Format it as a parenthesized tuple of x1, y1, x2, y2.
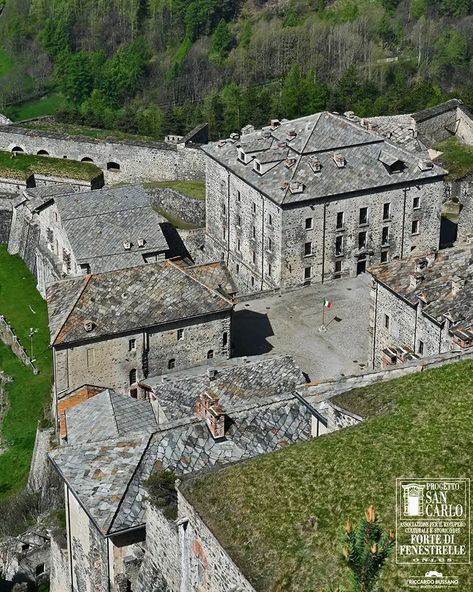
(232, 274, 371, 381)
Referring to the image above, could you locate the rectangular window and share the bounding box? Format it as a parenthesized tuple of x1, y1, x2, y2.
(335, 235, 343, 256)
(384, 314, 390, 330)
(86, 348, 95, 368)
(236, 215, 241, 227)
(335, 260, 342, 274)
(252, 251, 256, 264)
(79, 263, 91, 274)
(418, 340, 424, 355)
(412, 220, 420, 235)
(305, 217, 313, 230)
(223, 227, 226, 239)
(359, 207, 368, 225)
(413, 196, 420, 209)
(304, 267, 312, 280)
(177, 329, 184, 341)
(267, 237, 272, 252)
(251, 276, 255, 287)
(336, 212, 344, 229)
(222, 203, 226, 216)
(237, 239, 241, 252)
(236, 190, 241, 202)
(128, 339, 136, 351)
(268, 214, 273, 226)
(381, 250, 388, 263)
(382, 226, 389, 245)
(383, 203, 391, 220)
(268, 263, 272, 276)
(252, 226, 256, 238)
(223, 332, 228, 346)
(236, 263, 240, 274)
(358, 231, 367, 249)
(304, 241, 312, 256)
(252, 202, 256, 213)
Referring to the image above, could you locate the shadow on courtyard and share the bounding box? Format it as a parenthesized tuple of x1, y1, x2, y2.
(232, 309, 274, 356)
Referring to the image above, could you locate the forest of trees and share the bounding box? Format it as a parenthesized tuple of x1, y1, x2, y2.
(0, 0, 472, 138)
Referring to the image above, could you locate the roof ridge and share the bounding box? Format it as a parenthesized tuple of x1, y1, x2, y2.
(108, 432, 154, 535)
(51, 275, 93, 345)
(281, 113, 321, 205)
(167, 259, 234, 306)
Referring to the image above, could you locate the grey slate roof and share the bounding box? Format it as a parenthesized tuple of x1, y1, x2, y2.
(53, 185, 169, 272)
(141, 354, 307, 422)
(49, 392, 315, 535)
(65, 389, 158, 444)
(47, 259, 234, 345)
(369, 243, 473, 327)
(203, 112, 446, 206)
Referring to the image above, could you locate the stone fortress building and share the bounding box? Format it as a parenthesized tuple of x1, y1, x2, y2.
(204, 111, 446, 294)
(8, 185, 172, 296)
(368, 243, 473, 368)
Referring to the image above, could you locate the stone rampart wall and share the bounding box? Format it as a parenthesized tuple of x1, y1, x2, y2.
(28, 426, 54, 492)
(148, 188, 205, 226)
(0, 315, 38, 373)
(0, 126, 205, 185)
(0, 198, 12, 243)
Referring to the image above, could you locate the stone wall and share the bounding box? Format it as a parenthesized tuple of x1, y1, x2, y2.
(54, 311, 232, 399)
(0, 173, 101, 194)
(0, 125, 205, 185)
(177, 490, 256, 592)
(0, 197, 12, 243)
(136, 503, 179, 592)
(50, 529, 70, 592)
(318, 401, 363, 432)
(28, 426, 54, 492)
(453, 175, 473, 242)
(0, 315, 38, 373)
(457, 108, 473, 145)
(148, 188, 205, 227)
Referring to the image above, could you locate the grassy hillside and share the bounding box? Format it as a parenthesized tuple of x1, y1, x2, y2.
(0, 246, 53, 500)
(183, 361, 473, 591)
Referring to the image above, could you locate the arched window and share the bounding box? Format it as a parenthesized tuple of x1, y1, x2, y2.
(107, 161, 120, 171)
(81, 157, 93, 163)
(207, 350, 214, 359)
(11, 146, 24, 153)
(129, 368, 137, 385)
(37, 149, 49, 156)
(168, 358, 175, 370)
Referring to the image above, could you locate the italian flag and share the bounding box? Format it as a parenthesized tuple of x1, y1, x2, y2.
(323, 299, 333, 309)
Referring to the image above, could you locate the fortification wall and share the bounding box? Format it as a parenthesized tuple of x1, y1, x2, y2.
(0, 198, 12, 243)
(28, 426, 54, 492)
(148, 188, 205, 227)
(0, 126, 205, 185)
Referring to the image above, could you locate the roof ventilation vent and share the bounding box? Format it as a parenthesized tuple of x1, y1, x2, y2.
(278, 141, 287, 148)
(289, 181, 304, 194)
(217, 140, 226, 148)
(271, 119, 281, 129)
(418, 159, 434, 171)
(308, 156, 322, 173)
(344, 111, 355, 119)
(137, 238, 146, 248)
(241, 124, 255, 136)
(285, 157, 296, 168)
(83, 320, 94, 332)
(333, 153, 346, 168)
(262, 129, 271, 139)
(123, 241, 132, 250)
(287, 130, 297, 141)
(230, 132, 240, 141)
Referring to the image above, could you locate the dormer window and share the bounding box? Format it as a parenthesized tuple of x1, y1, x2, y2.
(418, 159, 434, 171)
(137, 238, 146, 248)
(238, 147, 252, 165)
(254, 160, 262, 174)
(285, 157, 296, 168)
(379, 150, 406, 173)
(289, 181, 304, 194)
(271, 119, 281, 129)
(309, 156, 322, 173)
(287, 130, 297, 141)
(123, 241, 132, 250)
(333, 153, 346, 168)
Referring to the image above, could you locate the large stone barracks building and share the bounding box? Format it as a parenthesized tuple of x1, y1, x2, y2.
(47, 259, 236, 415)
(368, 244, 473, 368)
(203, 111, 447, 293)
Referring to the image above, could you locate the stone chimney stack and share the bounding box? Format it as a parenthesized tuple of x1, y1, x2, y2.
(425, 249, 438, 268)
(195, 391, 226, 439)
(451, 276, 465, 296)
(409, 273, 423, 290)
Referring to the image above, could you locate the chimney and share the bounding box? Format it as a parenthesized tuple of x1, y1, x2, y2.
(425, 249, 437, 268)
(195, 391, 226, 439)
(452, 276, 465, 296)
(409, 273, 423, 290)
(207, 368, 217, 380)
(333, 153, 346, 168)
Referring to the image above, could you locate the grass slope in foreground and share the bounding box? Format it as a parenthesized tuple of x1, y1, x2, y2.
(0, 246, 52, 500)
(0, 151, 101, 181)
(182, 361, 473, 592)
